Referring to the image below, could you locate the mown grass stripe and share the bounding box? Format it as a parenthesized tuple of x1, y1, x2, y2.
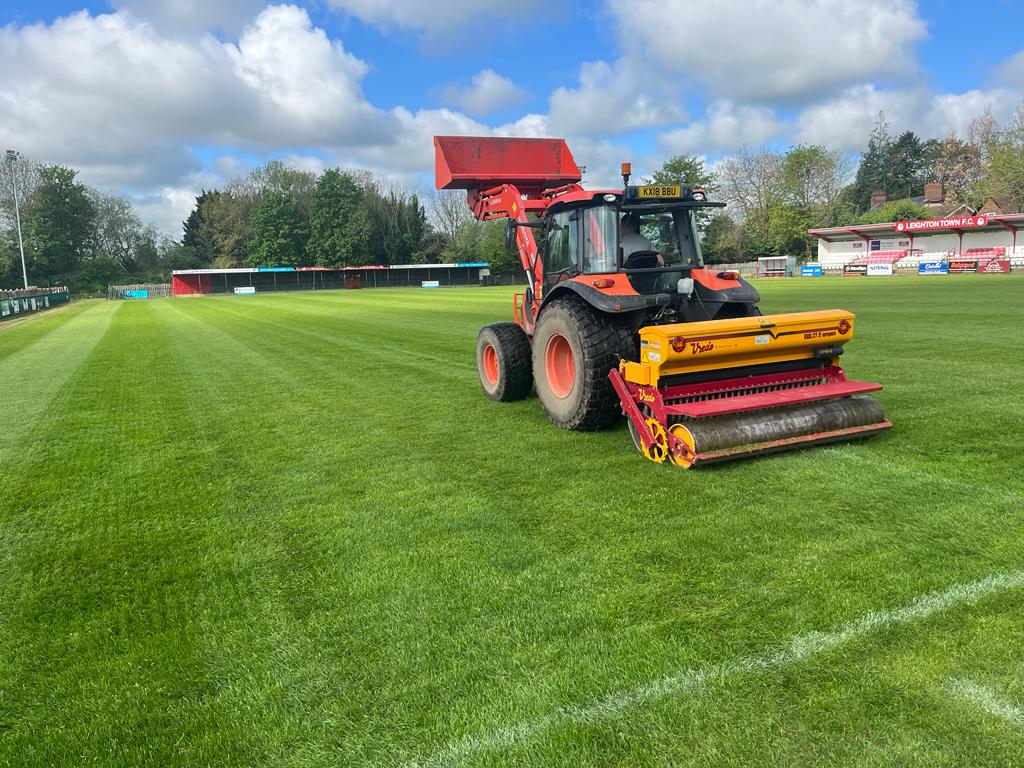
(0, 300, 117, 465)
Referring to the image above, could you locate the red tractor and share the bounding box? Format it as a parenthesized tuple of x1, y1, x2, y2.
(435, 136, 890, 467)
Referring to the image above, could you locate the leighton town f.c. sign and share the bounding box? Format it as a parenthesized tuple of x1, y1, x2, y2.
(895, 216, 988, 232)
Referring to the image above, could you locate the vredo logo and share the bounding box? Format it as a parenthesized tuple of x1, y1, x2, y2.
(671, 335, 715, 355)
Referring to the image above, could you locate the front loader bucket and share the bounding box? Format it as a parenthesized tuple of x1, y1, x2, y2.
(434, 135, 581, 195)
(610, 310, 891, 468)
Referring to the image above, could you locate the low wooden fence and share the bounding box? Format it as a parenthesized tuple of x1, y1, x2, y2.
(107, 284, 172, 300)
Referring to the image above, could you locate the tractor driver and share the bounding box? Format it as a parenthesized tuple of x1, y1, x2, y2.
(620, 213, 663, 265)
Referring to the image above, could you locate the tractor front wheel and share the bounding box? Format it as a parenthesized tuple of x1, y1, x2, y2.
(532, 298, 635, 431)
(476, 322, 533, 401)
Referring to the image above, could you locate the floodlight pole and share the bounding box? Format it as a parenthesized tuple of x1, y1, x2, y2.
(6, 150, 28, 289)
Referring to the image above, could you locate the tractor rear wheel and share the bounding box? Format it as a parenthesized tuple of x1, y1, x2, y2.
(532, 298, 635, 431)
(476, 322, 532, 401)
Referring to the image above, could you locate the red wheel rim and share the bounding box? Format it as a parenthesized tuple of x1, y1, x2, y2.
(482, 344, 499, 386)
(544, 333, 575, 398)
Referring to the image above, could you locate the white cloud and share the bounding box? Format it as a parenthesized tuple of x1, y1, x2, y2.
(325, 0, 544, 38)
(223, 4, 394, 144)
(658, 101, 785, 154)
(994, 50, 1024, 86)
(130, 176, 217, 235)
(346, 107, 490, 176)
(549, 59, 685, 137)
(795, 84, 1022, 151)
(607, 0, 927, 102)
(0, 5, 405, 233)
(441, 69, 526, 116)
(109, 0, 266, 35)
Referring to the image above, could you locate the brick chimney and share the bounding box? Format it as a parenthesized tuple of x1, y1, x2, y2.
(869, 190, 887, 209)
(923, 181, 943, 204)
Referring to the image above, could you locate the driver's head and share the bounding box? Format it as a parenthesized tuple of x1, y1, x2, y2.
(620, 213, 639, 234)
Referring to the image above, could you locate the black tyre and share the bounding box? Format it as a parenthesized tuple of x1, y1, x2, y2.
(532, 297, 636, 431)
(476, 322, 533, 402)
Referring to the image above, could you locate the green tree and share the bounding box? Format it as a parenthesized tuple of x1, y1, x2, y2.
(977, 104, 1024, 211)
(718, 147, 784, 255)
(24, 164, 96, 283)
(308, 169, 368, 266)
(247, 191, 308, 267)
(649, 154, 716, 229)
(231, 160, 317, 219)
(886, 130, 926, 200)
(0, 229, 17, 284)
(851, 112, 891, 210)
(181, 190, 219, 264)
(364, 186, 427, 265)
(856, 199, 931, 225)
(701, 212, 742, 264)
(202, 191, 250, 267)
(933, 135, 982, 206)
(767, 204, 816, 259)
(779, 144, 854, 249)
(477, 219, 520, 276)
(74, 257, 128, 295)
(90, 192, 147, 271)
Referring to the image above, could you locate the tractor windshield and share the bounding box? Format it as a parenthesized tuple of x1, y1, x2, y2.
(578, 204, 703, 274)
(620, 207, 703, 268)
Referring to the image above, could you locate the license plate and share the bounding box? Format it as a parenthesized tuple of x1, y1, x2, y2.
(637, 185, 680, 198)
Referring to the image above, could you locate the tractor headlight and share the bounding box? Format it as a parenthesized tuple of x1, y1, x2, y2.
(677, 278, 694, 297)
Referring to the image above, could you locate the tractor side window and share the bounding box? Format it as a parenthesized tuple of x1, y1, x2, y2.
(545, 211, 577, 279)
(582, 206, 618, 273)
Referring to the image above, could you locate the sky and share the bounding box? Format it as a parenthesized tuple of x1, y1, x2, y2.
(1, 0, 1022, 236)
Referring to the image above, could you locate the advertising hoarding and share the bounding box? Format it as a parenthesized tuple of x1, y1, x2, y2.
(949, 260, 978, 273)
(981, 260, 1010, 273)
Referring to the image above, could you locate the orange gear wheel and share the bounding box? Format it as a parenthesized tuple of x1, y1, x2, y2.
(642, 418, 668, 463)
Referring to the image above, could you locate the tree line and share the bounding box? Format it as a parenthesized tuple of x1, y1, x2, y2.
(0, 158, 510, 293)
(0, 161, 176, 293)
(2, 102, 1021, 290)
(663, 105, 1024, 263)
(179, 161, 517, 275)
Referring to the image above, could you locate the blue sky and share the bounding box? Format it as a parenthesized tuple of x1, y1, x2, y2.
(1, 1, 1022, 234)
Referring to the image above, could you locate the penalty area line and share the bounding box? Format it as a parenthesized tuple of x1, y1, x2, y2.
(402, 570, 1024, 768)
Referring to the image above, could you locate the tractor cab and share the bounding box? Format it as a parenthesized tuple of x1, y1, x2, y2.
(539, 186, 760, 323)
(541, 198, 703, 288)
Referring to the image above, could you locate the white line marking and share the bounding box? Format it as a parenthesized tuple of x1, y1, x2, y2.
(403, 571, 1024, 767)
(947, 678, 1024, 729)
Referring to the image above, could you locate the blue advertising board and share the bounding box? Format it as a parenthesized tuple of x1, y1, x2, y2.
(257, 266, 295, 272)
(124, 289, 149, 299)
(800, 264, 823, 277)
(918, 261, 949, 275)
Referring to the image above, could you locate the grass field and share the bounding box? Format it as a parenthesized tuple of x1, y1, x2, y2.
(1, 276, 1023, 767)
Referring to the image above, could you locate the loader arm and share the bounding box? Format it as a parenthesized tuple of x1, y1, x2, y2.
(434, 135, 584, 332)
(471, 183, 543, 329)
